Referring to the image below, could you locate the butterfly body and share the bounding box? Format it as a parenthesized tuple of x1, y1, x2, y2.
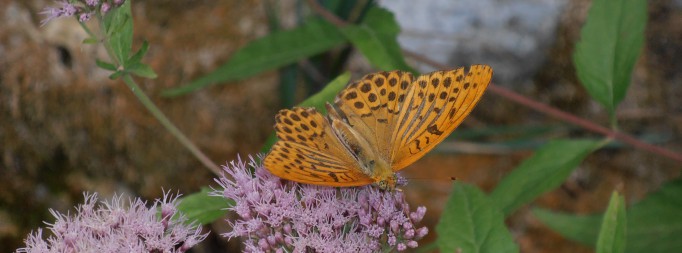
(264, 65, 493, 190)
(326, 107, 396, 190)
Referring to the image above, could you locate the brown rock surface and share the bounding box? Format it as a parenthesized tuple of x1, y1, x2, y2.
(1, 0, 681, 252)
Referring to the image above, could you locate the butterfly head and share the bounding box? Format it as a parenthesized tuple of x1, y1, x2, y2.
(370, 159, 397, 191)
(375, 176, 396, 191)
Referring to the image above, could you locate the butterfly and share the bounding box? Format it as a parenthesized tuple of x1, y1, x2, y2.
(264, 65, 493, 190)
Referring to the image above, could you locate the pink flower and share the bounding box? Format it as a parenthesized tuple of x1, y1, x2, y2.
(40, 0, 126, 25)
(39, 1, 77, 25)
(213, 155, 429, 252)
(16, 192, 207, 253)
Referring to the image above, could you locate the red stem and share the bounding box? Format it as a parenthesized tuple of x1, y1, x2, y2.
(308, 0, 682, 163)
(403, 46, 682, 162)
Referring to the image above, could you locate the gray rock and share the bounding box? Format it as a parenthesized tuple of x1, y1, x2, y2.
(380, 0, 567, 87)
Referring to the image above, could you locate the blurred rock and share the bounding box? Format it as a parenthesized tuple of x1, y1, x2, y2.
(2, 0, 681, 252)
(1, 1, 278, 251)
(381, 0, 567, 89)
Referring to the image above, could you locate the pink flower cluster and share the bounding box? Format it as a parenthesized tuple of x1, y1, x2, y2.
(16, 192, 207, 253)
(213, 155, 429, 253)
(41, 0, 126, 25)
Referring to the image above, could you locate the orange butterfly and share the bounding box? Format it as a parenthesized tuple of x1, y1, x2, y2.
(264, 65, 492, 190)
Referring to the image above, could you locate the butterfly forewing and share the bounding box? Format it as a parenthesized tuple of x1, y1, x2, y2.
(390, 65, 492, 170)
(334, 71, 414, 159)
(393, 70, 454, 148)
(264, 107, 373, 186)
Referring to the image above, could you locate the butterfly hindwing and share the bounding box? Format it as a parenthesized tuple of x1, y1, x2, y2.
(266, 141, 373, 186)
(391, 65, 493, 170)
(264, 107, 373, 186)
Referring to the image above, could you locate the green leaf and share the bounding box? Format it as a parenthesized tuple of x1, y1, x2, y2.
(128, 63, 158, 79)
(177, 188, 232, 225)
(297, 72, 351, 110)
(82, 37, 99, 45)
(96, 59, 117, 71)
(116, 41, 156, 78)
(490, 139, 602, 216)
(341, 7, 416, 73)
(162, 19, 347, 97)
(534, 178, 682, 253)
(125, 40, 150, 68)
(101, 0, 133, 65)
(573, 0, 646, 114)
(108, 71, 124, 80)
(533, 208, 601, 246)
(260, 72, 351, 153)
(596, 191, 627, 253)
(436, 182, 519, 253)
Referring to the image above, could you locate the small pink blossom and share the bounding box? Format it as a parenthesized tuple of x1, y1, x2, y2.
(41, 0, 126, 25)
(16, 192, 207, 253)
(213, 155, 429, 252)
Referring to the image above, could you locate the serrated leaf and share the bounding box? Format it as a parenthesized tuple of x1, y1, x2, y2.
(436, 182, 519, 253)
(177, 188, 232, 225)
(534, 178, 682, 253)
(101, 0, 133, 65)
(490, 139, 602, 216)
(573, 0, 646, 114)
(162, 19, 347, 97)
(596, 191, 627, 253)
(341, 7, 416, 74)
(96, 59, 117, 71)
(260, 72, 351, 153)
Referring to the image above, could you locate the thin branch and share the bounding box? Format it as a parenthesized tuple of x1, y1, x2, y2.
(306, 0, 347, 26)
(403, 49, 682, 162)
(122, 75, 222, 175)
(308, 1, 682, 163)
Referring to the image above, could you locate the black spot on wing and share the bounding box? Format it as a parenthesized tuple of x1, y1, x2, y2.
(328, 172, 339, 182)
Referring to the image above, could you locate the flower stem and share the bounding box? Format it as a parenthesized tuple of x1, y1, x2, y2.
(121, 74, 221, 175)
(86, 12, 221, 175)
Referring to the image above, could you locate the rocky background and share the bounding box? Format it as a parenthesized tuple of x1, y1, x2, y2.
(1, 0, 681, 252)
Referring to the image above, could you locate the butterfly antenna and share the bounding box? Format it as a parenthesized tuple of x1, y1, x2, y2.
(405, 176, 458, 182)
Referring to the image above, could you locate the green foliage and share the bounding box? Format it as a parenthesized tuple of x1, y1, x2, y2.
(123, 41, 157, 79)
(490, 139, 603, 216)
(297, 72, 351, 111)
(102, 0, 132, 65)
(95, 59, 117, 71)
(164, 6, 417, 97)
(176, 188, 232, 225)
(161, 19, 347, 97)
(534, 178, 682, 253)
(573, 0, 646, 115)
(596, 191, 627, 253)
(533, 208, 601, 245)
(99, 7, 157, 80)
(99, 0, 157, 79)
(436, 182, 519, 253)
(341, 7, 417, 73)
